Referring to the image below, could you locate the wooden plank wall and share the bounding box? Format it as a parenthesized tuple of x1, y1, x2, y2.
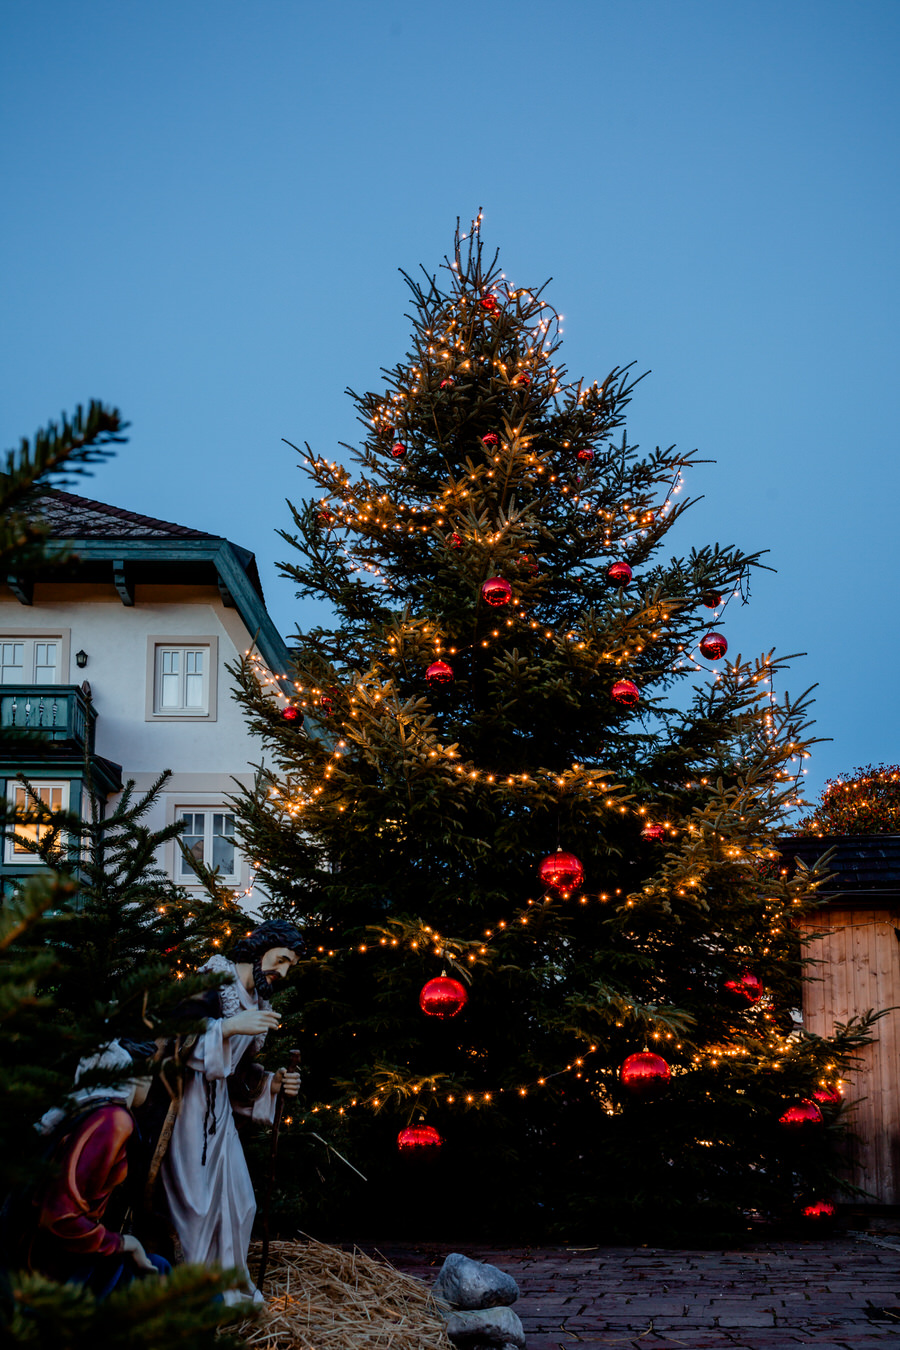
(801, 909, 900, 1203)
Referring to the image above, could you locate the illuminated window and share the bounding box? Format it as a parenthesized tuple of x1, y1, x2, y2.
(4, 781, 68, 863)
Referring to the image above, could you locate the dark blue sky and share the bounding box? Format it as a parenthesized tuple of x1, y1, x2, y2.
(2, 1, 898, 809)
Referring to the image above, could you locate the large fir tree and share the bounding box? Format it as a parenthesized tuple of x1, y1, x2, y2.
(234, 222, 875, 1243)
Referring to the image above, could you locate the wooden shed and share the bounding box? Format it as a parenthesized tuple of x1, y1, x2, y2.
(783, 834, 900, 1204)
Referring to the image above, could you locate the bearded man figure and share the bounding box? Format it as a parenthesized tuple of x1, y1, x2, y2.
(160, 919, 304, 1300)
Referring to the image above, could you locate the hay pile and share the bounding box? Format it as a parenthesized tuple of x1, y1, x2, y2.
(240, 1237, 453, 1349)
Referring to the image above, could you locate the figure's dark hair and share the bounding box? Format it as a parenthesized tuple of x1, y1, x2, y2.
(228, 918, 307, 965)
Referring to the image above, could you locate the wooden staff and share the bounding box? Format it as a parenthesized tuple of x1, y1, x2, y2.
(256, 1047, 300, 1293)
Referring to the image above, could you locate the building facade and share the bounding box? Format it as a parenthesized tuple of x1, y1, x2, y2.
(0, 490, 289, 905)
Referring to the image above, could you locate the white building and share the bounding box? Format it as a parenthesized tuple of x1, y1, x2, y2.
(0, 489, 290, 903)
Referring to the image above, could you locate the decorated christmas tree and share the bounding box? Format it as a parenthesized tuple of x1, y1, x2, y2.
(233, 220, 876, 1242)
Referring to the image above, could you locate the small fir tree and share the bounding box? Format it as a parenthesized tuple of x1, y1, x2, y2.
(232, 221, 875, 1242)
(0, 406, 249, 1343)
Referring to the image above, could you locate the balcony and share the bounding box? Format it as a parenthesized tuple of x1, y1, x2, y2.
(0, 685, 96, 753)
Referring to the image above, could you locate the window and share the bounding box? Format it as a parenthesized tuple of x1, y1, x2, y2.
(4, 780, 68, 864)
(0, 638, 60, 683)
(146, 637, 218, 720)
(178, 808, 238, 883)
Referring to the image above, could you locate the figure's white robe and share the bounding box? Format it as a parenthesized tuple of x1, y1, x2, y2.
(162, 963, 276, 1299)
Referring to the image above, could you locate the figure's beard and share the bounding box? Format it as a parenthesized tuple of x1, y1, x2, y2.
(252, 958, 275, 999)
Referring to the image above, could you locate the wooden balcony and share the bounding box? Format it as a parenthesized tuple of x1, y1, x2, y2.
(0, 684, 96, 753)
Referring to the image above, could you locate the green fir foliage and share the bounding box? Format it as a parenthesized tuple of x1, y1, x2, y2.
(230, 222, 875, 1243)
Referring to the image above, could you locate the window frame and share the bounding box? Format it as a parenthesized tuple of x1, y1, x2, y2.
(4, 779, 70, 865)
(145, 635, 218, 721)
(0, 629, 71, 685)
(174, 803, 240, 885)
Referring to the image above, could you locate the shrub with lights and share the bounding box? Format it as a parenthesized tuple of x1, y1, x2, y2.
(231, 219, 875, 1242)
(795, 762, 900, 837)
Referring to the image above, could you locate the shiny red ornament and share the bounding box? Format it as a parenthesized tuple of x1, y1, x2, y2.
(576, 448, 594, 462)
(419, 976, 468, 1018)
(449, 532, 462, 549)
(397, 1124, 443, 1151)
(480, 294, 498, 312)
(538, 851, 585, 893)
(391, 442, 406, 459)
(317, 509, 334, 526)
(779, 1100, 824, 1130)
(702, 591, 722, 608)
(319, 696, 334, 715)
(426, 660, 454, 686)
(641, 823, 665, 842)
(802, 1200, 835, 1221)
(440, 378, 454, 387)
(611, 679, 640, 707)
(481, 577, 512, 607)
(620, 1052, 671, 1098)
(481, 432, 499, 446)
(722, 972, 763, 1006)
(281, 705, 303, 724)
(517, 554, 539, 576)
(607, 561, 633, 587)
(699, 632, 728, 661)
(812, 1083, 843, 1106)
(514, 373, 531, 386)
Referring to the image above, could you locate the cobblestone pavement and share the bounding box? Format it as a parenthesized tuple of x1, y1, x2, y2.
(374, 1232, 900, 1349)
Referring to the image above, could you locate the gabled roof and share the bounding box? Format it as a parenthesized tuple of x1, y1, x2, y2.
(39, 490, 217, 540)
(11, 489, 290, 681)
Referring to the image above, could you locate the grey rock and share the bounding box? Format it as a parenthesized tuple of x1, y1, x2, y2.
(433, 1252, 519, 1310)
(444, 1305, 526, 1349)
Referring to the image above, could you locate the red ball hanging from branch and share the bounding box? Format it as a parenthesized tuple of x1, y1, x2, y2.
(448, 532, 462, 549)
(419, 976, 468, 1019)
(481, 577, 511, 607)
(440, 378, 454, 388)
(480, 294, 498, 312)
(722, 972, 763, 1006)
(620, 1052, 671, 1098)
(702, 591, 722, 609)
(425, 660, 454, 686)
(397, 1124, 443, 1152)
(641, 823, 665, 842)
(391, 442, 406, 459)
(699, 632, 728, 661)
(481, 432, 499, 446)
(611, 679, 640, 707)
(779, 1100, 824, 1131)
(802, 1200, 835, 1222)
(607, 561, 632, 587)
(538, 851, 585, 894)
(514, 373, 531, 386)
(812, 1083, 843, 1106)
(281, 704, 304, 725)
(576, 448, 594, 462)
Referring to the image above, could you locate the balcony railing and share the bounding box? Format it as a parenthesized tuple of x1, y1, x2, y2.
(0, 685, 96, 752)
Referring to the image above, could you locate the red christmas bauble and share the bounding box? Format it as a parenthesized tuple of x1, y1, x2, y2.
(702, 591, 722, 609)
(319, 696, 334, 715)
(802, 1200, 835, 1221)
(517, 553, 538, 576)
(481, 432, 499, 446)
(281, 705, 303, 724)
(419, 976, 468, 1018)
(699, 632, 728, 660)
(576, 448, 594, 462)
(722, 972, 763, 1006)
(641, 823, 665, 842)
(440, 378, 454, 387)
(607, 561, 633, 586)
(611, 679, 640, 707)
(538, 850, 585, 893)
(514, 372, 531, 386)
(426, 660, 454, 685)
(317, 509, 334, 526)
(812, 1083, 843, 1106)
(779, 1100, 823, 1130)
(480, 294, 498, 312)
(481, 577, 511, 607)
(620, 1052, 671, 1097)
(449, 532, 462, 549)
(397, 1124, 443, 1151)
(391, 442, 406, 459)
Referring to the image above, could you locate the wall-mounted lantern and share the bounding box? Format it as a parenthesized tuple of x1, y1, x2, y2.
(75, 649, 89, 669)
